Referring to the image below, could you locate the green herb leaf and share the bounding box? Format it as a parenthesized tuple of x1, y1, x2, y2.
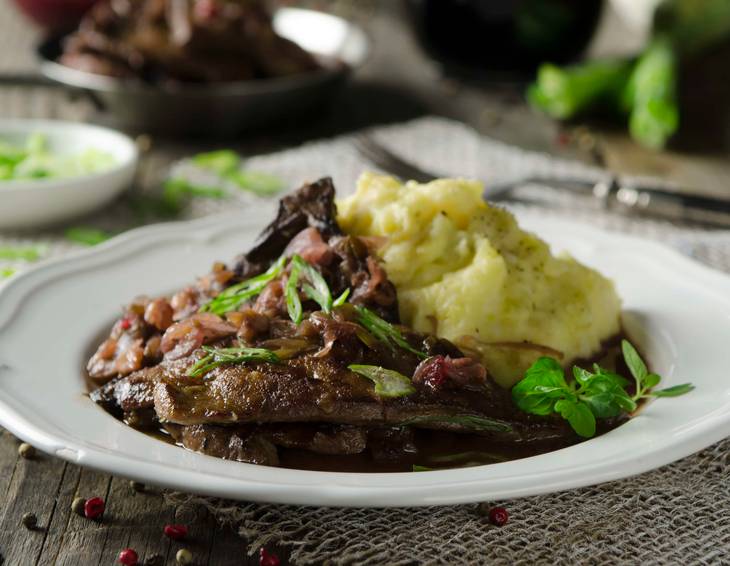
(65, 226, 112, 246)
(333, 288, 350, 307)
(355, 305, 427, 359)
(0, 267, 15, 278)
(622, 339, 647, 388)
(192, 149, 241, 176)
(186, 345, 279, 378)
(227, 170, 284, 196)
(399, 414, 512, 433)
(650, 383, 695, 397)
(286, 261, 303, 324)
(511, 357, 570, 416)
(163, 177, 227, 210)
(348, 364, 416, 398)
(291, 255, 332, 313)
(200, 256, 286, 315)
(0, 246, 44, 262)
(642, 373, 661, 389)
(554, 399, 596, 438)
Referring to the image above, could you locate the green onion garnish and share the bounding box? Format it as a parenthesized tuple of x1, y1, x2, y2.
(348, 364, 416, 398)
(355, 305, 427, 359)
(0, 246, 44, 262)
(285, 260, 303, 324)
(291, 254, 332, 314)
(200, 256, 286, 315)
(333, 288, 350, 307)
(65, 227, 112, 246)
(186, 345, 279, 378)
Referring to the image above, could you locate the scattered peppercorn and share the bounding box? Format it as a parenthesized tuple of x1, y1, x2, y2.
(488, 506, 509, 527)
(144, 554, 164, 566)
(175, 548, 193, 565)
(259, 547, 280, 566)
(164, 524, 188, 541)
(18, 443, 35, 459)
(71, 497, 86, 516)
(21, 512, 37, 530)
(84, 497, 105, 520)
(118, 548, 139, 566)
(130, 481, 145, 493)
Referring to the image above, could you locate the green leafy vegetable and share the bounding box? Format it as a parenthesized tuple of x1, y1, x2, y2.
(626, 37, 679, 150)
(355, 305, 427, 359)
(192, 149, 241, 176)
(163, 177, 227, 211)
(200, 256, 286, 315)
(285, 260, 303, 324)
(227, 170, 284, 196)
(65, 227, 112, 246)
(0, 246, 44, 262)
(512, 339, 693, 437)
(528, 60, 632, 120)
(0, 133, 115, 182)
(399, 414, 512, 433)
(348, 364, 416, 398)
(291, 254, 332, 314)
(186, 345, 279, 378)
(333, 288, 350, 307)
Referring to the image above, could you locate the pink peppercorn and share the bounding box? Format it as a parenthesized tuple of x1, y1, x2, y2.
(84, 497, 105, 520)
(118, 548, 138, 565)
(163, 523, 188, 540)
(259, 547, 281, 566)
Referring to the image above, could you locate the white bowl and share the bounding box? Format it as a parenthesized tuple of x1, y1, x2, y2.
(0, 119, 138, 230)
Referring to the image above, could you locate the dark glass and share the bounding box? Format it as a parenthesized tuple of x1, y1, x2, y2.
(407, 0, 604, 79)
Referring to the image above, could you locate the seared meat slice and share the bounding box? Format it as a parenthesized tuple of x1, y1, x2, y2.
(163, 423, 279, 465)
(162, 423, 367, 465)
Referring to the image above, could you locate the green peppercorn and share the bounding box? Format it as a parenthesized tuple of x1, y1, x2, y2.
(18, 443, 35, 459)
(176, 548, 193, 565)
(21, 512, 37, 529)
(71, 497, 86, 516)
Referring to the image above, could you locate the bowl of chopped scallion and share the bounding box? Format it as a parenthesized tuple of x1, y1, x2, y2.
(0, 119, 137, 229)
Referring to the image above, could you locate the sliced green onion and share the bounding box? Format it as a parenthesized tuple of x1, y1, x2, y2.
(355, 305, 427, 359)
(65, 226, 112, 246)
(286, 261, 303, 324)
(186, 345, 279, 378)
(348, 364, 416, 398)
(227, 170, 284, 196)
(0, 246, 44, 262)
(333, 288, 350, 307)
(200, 256, 286, 315)
(192, 149, 241, 176)
(291, 254, 332, 313)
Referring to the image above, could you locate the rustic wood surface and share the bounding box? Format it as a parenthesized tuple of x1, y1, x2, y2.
(0, 1, 729, 564)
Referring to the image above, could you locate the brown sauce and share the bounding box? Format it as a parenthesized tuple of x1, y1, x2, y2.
(85, 332, 640, 473)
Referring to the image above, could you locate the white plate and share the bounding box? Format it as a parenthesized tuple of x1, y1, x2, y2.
(0, 209, 728, 507)
(0, 119, 138, 229)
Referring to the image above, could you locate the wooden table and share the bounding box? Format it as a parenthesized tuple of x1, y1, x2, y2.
(1, 2, 729, 565)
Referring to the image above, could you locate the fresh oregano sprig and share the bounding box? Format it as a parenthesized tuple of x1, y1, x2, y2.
(512, 339, 694, 438)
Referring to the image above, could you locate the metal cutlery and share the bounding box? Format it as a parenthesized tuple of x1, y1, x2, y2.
(353, 134, 730, 228)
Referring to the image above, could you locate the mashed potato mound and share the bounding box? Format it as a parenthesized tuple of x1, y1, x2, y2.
(337, 172, 621, 388)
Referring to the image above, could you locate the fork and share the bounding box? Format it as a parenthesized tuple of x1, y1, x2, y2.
(352, 134, 730, 227)
(353, 134, 563, 202)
